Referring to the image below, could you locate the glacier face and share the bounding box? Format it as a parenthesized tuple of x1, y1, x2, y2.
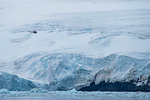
(0, 71, 36, 91)
(0, 53, 150, 91)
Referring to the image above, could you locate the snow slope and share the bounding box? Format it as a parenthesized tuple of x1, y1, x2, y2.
(0, 0, 150, 61)
(0, 0, 150, 91)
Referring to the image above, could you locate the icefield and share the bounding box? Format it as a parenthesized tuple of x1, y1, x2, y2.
(0, 0, 150, 99)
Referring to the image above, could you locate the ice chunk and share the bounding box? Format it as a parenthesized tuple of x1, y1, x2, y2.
(0, 89, 9, 94)
(30, 88, 48, 93)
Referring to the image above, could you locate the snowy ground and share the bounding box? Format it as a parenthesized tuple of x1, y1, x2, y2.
(0, 0, 150, 62)
(0, 90, 150, 100)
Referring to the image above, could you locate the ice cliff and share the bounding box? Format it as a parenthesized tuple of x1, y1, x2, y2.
(0, 53, 150, 91)
(0, 71, 36, 91)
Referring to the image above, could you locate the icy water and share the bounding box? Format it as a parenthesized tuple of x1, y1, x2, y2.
(0, 91, 150, 100)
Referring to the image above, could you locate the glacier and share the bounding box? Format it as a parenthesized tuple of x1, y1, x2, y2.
(0, 53, 150, 91)
(0, 0, 150, 93)
(0, 71, 36, 91)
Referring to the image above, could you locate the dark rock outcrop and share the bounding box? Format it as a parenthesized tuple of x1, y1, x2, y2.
(80, 77, 150, 92)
